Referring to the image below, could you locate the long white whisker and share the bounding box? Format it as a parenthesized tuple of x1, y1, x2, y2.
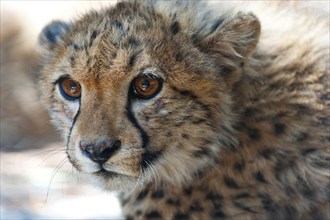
(44, 157, 68, 204)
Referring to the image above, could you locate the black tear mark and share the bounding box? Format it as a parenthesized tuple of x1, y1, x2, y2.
(126, 95, 149, 149)
(67, 99, 81, 147)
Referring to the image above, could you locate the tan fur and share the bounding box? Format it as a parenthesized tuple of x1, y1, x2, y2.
(38, 1, 329, 219)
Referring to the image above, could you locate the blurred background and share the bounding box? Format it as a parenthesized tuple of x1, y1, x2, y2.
(1, 1, 123, 219)
(0, 1, 329, 220)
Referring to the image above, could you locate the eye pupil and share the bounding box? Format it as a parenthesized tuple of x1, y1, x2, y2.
(140, 79, 150, 91)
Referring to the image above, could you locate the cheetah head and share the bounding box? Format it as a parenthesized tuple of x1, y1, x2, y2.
(38, 1, 260, 191)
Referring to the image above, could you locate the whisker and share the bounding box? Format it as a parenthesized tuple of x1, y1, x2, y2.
(44, 157, 69, 204)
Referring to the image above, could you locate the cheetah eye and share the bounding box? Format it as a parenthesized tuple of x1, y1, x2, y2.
(131, 75, 163, 99)
(58, 77, 81, 101)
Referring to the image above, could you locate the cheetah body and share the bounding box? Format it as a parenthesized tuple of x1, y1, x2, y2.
(38, 1, 329, 219)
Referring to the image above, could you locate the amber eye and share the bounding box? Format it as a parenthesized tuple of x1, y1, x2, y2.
(132, 75, 162, 99)
(58, 77, 81, 101)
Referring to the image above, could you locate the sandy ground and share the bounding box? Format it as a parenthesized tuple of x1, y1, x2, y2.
(1, 142, 123, 219)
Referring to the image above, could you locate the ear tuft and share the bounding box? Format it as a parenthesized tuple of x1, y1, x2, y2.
(38, 21, 70, 52)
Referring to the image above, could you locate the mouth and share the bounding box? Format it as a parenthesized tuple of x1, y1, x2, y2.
(95, 168, 120, 178)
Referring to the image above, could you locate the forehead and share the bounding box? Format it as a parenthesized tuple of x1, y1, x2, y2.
(57, 3, 170, 83)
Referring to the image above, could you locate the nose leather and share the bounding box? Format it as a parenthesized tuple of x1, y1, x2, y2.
(80, 139, 121, 164)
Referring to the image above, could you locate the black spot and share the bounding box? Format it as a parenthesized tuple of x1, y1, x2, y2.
(247, 127, 261, 141)
(69, 56, 75, 63)
(73, 43, 81, 50)
(178, 89, 198, 99)
(320, 93, 330, 102)
(170, 21, 180, 35)
(173, 212, 188, 220)
(145, 210, 162, 219)
(127, 37, 140, 47)
(295, 132, 309, 143)
(219, 65, 233, 76)
(283, 205, 298, 220)
(274, 123, 286, 135)
(234, 193, 250, 199)
(243, 107, 260, 118)
(301, 148, 317, 156)
(319, 116, 330, 127)
(212, 210, 226, 218)
(254, 171, 267, 183)
(224, 176, 239, 189)
(206, 191, 223, 208)
(128, 52, 138, 68)
(144, 115, 150, 122)
(181, 133, 189, 139)
(233, 161, 245, 173)
(166, 131, 172, 137)
(284, 185, 295, 196)
(175, 52, 183, 62)
(257, 192, 275, 211)
(89, 30, 98, 47)
(86, 57, 91, 66)
(193, 147, 211, 157)
(259, 148, 274, 160)
(136, 189, 149, 201)
(189, 201, 204, 212)
(141, 150, 162, 169)
(210, 17, 224, 34)
(167, 198, 181, 206)
(233, 200, 254, 213)
(135, 210, 142, 216)
(296, 175, 315, 199)
(183, 187, 192, 196)
(192, 118, 207, 124)
(114, 20, 123, 29)
(151, 190, 164, 199)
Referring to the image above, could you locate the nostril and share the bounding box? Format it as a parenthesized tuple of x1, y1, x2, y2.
(113, 140, 121, 149)
(98, 139, 121, 160)
(80, 139, 121, 164)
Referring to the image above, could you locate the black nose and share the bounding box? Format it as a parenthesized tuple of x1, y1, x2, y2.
(80, 139, 121, 164)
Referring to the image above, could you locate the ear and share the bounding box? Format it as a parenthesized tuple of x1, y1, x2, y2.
(38, 21, 70, 55)
(198, 13, 261, 88)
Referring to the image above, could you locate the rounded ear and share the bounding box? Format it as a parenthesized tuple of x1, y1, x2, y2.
(198, 13, 261, 88)
(38, 21, 70, 55)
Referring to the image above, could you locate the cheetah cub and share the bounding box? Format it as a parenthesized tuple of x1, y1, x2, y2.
(38, 1, 329, 219)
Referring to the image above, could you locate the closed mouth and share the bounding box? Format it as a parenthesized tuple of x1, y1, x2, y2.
(95, 168, 119, 178)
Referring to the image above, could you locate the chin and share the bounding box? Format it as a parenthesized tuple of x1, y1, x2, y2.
(82, 171, 141, 191)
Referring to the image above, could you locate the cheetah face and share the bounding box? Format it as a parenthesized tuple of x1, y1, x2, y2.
(38, 2, 259, 190)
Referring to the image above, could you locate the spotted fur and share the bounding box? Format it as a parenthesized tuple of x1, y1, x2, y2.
(38, 1, 329, 219)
